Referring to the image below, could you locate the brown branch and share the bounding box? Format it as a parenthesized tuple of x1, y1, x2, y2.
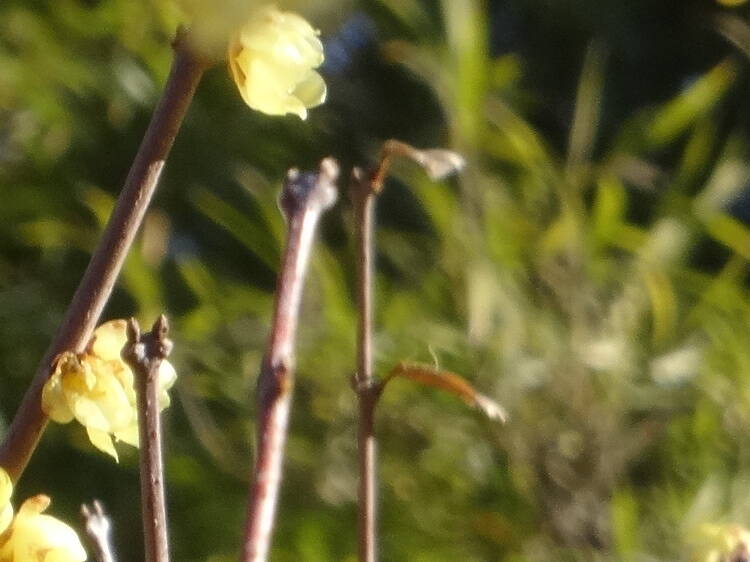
(122, 316, 173, 562)
(728, 541, 750, 562)
(81, 500, 117, 562)
(242, 159, 338, 562)
(351, 140, 465, 562)
(351, 166, 379, 562)
(0, 33, 210, 483)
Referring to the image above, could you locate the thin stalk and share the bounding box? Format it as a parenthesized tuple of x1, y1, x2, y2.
(242, 159, 338, 562)
(0, 34, 209, 482)
(351, 167, 378, 562)
(122, 316, 173, 562)
(81, 500, 117, 562)
(350, 140, 463, 562)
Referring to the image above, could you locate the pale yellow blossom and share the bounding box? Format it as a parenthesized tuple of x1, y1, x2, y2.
(228, 5, 326, 119)
(42, 320, 177, 461)
(0, 468, 86, 562)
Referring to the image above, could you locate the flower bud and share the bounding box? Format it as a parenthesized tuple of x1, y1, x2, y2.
(0, 468, 86, 562)
(0, 495, 87, 562)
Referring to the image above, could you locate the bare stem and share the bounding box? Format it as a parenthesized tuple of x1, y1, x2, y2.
(242, 159, 338, 562)
(81, 500, 117, 562)
(351, 167, 379, 562)
(351, 140, 463, 562)
(0, 34, 209, 482)
(122, 315, 173, 562)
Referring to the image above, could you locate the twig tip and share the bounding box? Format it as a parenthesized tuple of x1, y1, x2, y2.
(126, 318, 140, 344)
(279, 158, 339, 218)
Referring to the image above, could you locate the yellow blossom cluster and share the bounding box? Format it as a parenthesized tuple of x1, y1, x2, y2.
(227, 5, 326, 119)
(42, 320, 177, 461)
(0, 468, 86, 561)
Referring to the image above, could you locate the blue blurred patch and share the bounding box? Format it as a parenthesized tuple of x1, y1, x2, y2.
(321, 13, 378, 76)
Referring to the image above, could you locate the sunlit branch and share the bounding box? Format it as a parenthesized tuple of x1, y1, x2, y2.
(122, 316, 173, 562)
(242, 159, 338, 562)
(0, 32, 210, 483)
(351, 140, 464, 562)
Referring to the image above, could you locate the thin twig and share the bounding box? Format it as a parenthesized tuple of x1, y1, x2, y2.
(0, 33, 210, 483)
(351, 166, 379, 562)
(242, 159, 338, 562)
(81, 500, 117, 562)
(351, 140, 465, 562)
(728, 541, 750, 562)
(122, 315, 173, 562)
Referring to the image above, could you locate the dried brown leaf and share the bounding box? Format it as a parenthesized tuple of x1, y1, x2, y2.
(382, 362, 506, 422)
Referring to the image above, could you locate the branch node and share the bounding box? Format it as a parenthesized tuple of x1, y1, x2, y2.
(279, 158, 338, 219)
(350, 373, 381, 398)
(122, 316, 173, 381)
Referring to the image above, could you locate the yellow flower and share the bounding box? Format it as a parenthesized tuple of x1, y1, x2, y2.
(42, 320, 177, 461)
(0, 468, 86, 562)
(228, 5, 326, 119)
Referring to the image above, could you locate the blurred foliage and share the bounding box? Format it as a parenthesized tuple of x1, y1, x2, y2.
(6, 0, 750, 560)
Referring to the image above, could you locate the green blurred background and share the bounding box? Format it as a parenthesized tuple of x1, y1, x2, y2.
(4, 0, 750, 559)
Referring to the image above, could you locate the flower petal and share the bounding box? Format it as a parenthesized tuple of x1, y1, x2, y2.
(65, 369, 133, 432)
(114, 423, 139, 448)
(42, 368, 75, 424)
(292, 70, 326, 109)
(6, 495, 87, 562)
(86, 427, 119, 462)
(88, 319, 129, 361)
